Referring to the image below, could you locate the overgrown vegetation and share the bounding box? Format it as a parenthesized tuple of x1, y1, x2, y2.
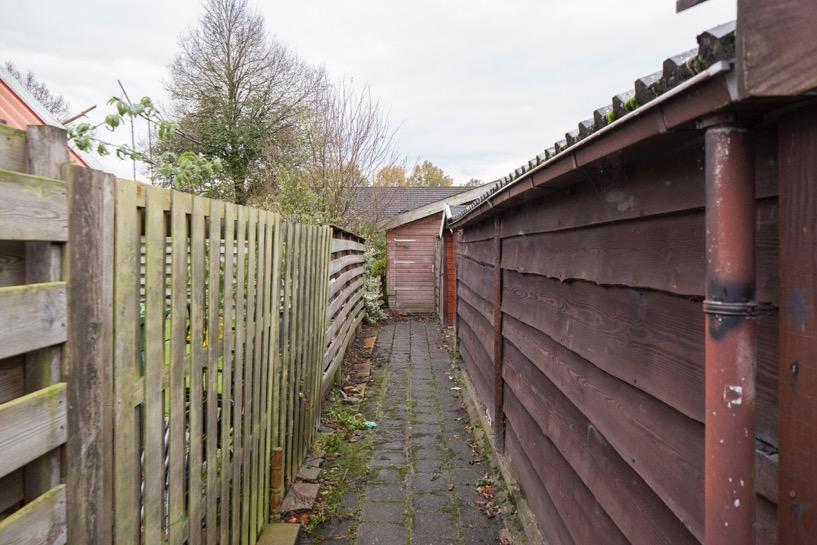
(306, 401, 375, 531)
(362, 233, 387, 324)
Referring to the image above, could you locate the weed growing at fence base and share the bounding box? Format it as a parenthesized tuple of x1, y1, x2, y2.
(302, 373, 384, 534)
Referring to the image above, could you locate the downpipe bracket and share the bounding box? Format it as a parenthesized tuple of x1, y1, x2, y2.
(703, 299, 759, 317)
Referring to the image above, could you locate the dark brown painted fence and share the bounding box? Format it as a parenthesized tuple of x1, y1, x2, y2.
(456, 130, 781, 545)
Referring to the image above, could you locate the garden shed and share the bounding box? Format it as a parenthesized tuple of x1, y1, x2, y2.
(450, 12, 817, 545)
(382, 184, 493, 316)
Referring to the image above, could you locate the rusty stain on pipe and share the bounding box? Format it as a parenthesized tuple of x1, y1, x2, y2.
(703, 118, 756, 545)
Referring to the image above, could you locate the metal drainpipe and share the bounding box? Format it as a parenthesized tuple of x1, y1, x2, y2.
(701, 115, 757, 545)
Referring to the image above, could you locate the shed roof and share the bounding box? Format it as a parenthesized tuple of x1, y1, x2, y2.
(450, 20, 737, 227)
(0, 64, 101, 169)
(381, 182, 498, 231)
(352, 186, 470, 221)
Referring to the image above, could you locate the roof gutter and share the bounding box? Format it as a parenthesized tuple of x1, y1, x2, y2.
(449, 61, 737, 229)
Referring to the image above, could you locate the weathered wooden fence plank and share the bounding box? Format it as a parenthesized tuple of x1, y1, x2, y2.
(331, 238, 365, 253)
(219, 203, 236, 545)
(329, 253, 365, 275)
(205, 201, 223, 545)
(112, 179, 140, 545)
(0, 168, 67, 242)
(0, 383, 66, 479)
(189, 196, 208, 545)
(65, 169, 118, 545)
(169, 190, 191, 545)
(143, 187, 167, 545)
(0, 484, 66, 545)
(0, 282, 66, 360)
(230, 205, 248, 545)
(328, 266, 364, 299)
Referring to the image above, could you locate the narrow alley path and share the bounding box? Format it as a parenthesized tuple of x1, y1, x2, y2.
(304, 318, 509, 545)
(359, 319, 505, 545)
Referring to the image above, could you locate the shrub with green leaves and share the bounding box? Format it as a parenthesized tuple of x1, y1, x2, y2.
(363, 245, 387, 323)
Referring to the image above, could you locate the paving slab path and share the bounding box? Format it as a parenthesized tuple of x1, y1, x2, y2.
(304, 318, 507, 545)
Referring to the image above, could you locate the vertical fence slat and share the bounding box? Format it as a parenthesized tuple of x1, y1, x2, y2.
(258, 213, 274, 528)
(307, 227, 319, 444)
(219, 203, 236, 545)
(144, 187, 167, 545)
(205, 202, 223, 545)
(266, 214, 282, 513)
(281, 222, 294, 480)
(112, 179, 141, 545)
(298, 226, 312, 465)
(169, 191, 191, 545)
(241, 208, 258, 545)
(313, 227, 330, 431)
(231, 206, 248, 545)
(189, 196, 208, 545)
(293, 224, 306, 476)
(249, 212, 266, 541)
(286, 223, 301, 481)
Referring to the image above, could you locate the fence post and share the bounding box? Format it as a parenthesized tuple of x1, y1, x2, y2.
(23, 125, 68, 501)
(65, 166, 114, 545)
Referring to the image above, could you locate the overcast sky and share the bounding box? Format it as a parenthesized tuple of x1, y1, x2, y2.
(1, 0, 735, 183)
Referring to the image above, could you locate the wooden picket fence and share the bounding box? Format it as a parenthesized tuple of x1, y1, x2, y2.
(0, 123, 364, 545)
(322, 228, 366, 397)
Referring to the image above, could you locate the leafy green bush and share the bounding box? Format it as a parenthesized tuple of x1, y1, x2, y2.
(363, 243, 387, 323)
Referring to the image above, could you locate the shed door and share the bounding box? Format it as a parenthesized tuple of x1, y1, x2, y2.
(388, 215, 439, 312)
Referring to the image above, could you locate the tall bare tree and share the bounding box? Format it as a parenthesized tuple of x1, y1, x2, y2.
(3, 61, 71, 120)
(163, 0, 325, 203)
(265, 78, 402, 228)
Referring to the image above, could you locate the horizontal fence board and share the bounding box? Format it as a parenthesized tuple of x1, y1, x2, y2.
(502, 334, 701, 544)
(457, 317, 493, 405)
(498, 137, 777, 238)
(0, 169, 68, 241)
(329, 254, 365, 275)
(0, 281, 66, 360)
(331, 238, 365, 253)
(504, 419, 576, 545)
(501, 269, 779, 443)
(457, 296, 493, 357)
(329, 266, 364, 298)
(322, 307, 363, 397)
(503, 386, 630, 545)
(457, 283, 494, 326)
(325, 291, 364, 344)
(0, 383, 67, 479)
(501, 202, 778, 302)
(328, 277, 364, 321)
(0, 484, 66, 545)
(460, 218, 496, 242)
(456, 239, 495, 266)
(324, 298, 364, 364)
(456, 256, 494, 303)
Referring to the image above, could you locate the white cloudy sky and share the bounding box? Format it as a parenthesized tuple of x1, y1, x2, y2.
(0, 0, 735, 183)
